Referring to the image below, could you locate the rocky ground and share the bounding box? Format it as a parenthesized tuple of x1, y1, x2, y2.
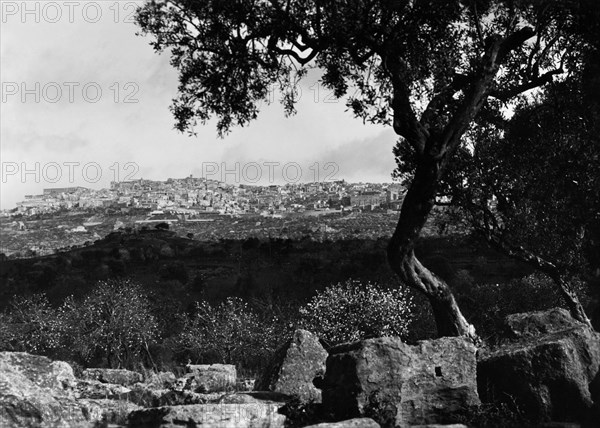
(1, 309, 598, 427)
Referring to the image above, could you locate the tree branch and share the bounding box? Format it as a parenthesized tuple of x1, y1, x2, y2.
(489, 68, 563, 101)
(470, 0, 485, 49)
(496, 27, 536, 64)
(385, 53, 428, 154)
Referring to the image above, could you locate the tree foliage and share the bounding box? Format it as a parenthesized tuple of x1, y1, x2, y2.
(137, 0, 586, 135)
(65, 279, 160, 369)
(393, 59, 600, 325)
(175, 297, 280, 367)
(299, 279, 413, 346)
(0, 294, 65, 355)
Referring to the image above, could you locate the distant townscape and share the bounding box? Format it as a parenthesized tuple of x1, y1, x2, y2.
(7, 176, 404, 217)
(0, 177, 419, 259)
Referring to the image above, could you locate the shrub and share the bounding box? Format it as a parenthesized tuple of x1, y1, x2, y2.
(64, 279, 159, 369)
(174, 297, 279, 370)
(0, 294, 66, 355)
(299, 279, 414, 346)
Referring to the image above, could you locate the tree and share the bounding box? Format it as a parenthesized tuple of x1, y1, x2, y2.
(392, 4, 600, 327)
(66, 279, 159, 369)
(136, 0, 592, 337)
(0, 294, 66, 355)
(175, 297, 275, 367)
(462, 81, 598, 327)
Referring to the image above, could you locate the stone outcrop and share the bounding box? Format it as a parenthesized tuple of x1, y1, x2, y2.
(77, 398, 141, 425)
(0, 352, 87, 427)
(478, 308, 600, 424)
(143, 371, 177, 389)
(74, 379, 131, 400)
(318, 336, 479, 427)
(128, 402, 287, 427)
(304, 418, 381, 427)
(182, 363, 237, 393)
(81, 367, 143, 386)
(255, 329, 328, 403)
(0, 351, 289, 427)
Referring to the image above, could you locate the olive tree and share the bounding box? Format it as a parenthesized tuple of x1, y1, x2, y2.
(136, 0, 592, 337)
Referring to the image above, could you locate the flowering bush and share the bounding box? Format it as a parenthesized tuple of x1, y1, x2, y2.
(65, 279, 160, 369)
(175, 297, 280, 368)
(0, 294, 66, 354)
(299, 279, 414, 346)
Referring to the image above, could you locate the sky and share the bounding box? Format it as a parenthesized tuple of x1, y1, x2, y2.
(0, 1, 397, 210)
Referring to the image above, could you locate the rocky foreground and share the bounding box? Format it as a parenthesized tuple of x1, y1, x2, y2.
(1, 308, 599, 427)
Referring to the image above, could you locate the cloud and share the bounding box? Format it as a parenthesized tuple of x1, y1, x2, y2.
(0, 2, 397, 209)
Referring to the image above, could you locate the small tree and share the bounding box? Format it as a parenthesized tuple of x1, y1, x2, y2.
(66, 279, 159, 369)
(176, 297, 275, 368)
(299, 279, 413, 346)
(0, 294, 65, 355)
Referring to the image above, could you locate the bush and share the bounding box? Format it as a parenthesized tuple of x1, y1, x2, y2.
(174, 297, 280, 371)
(0, 294, 66, 355)
(299, 279, 414, 347)
(64, 279, 160, 369)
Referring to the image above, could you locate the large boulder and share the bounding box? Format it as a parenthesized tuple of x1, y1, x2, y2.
(73, 379, 131, 400)
(318, 336, 479, 427)
(81, 368, 143, 386)
(304, 418, 381, 427)
(0, 352, 86, 427)
(143, 371, 177, 390)
(255, 329, 328, 403)
(477, 308, 600, 424)
(182, 363, 237, 393)
(78, 398, 141, 425)
(128, 402, 286, 427)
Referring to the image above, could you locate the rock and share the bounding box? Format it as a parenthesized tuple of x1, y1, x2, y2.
(304, 418, 381, 427)
(0, 352, 76, 390)
(124, 385, 169, 407)
(156, 390, 223, 406)
(143, 370, 177, 389)
(319, 337, 479, 427)
(74, 379, 131, 400)
(183, 363, 236, 393)
(478, 308, 600, 424)
(128, 402, 286, 427)
(502, 307, 584, 339)
(78, 398, 141, 425)
(0, 352, 86, 427)
(81, 368, 143, 386)
(410, 425, 468, 428)
(255, 329, 328, 403)
(237, 377, 256, 391)
(217, 391, 290, 404)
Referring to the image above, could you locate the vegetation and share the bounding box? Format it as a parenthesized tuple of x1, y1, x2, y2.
(299, 279, 413, 346)
(173, 297, 284, 368)
(65, 280, 160, 369)
(393, 3, 600, 328)
(0, 272, 591, 377)
(0, 278, 293, 373)
(136, 0, 597, 337)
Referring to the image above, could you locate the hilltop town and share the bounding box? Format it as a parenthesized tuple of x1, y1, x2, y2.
(1, 177, 434, 258)
(8, 176, 404, 216)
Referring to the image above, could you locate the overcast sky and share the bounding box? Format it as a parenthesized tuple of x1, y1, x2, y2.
(0, 1, 397, 210)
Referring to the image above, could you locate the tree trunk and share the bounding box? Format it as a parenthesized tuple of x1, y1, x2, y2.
(482, 231, 593, 329)
(552, 275, 593, 328)
(388, 156, 476, 338)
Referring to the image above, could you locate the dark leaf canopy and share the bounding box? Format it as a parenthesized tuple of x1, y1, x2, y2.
(136, 0, 588, 136)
